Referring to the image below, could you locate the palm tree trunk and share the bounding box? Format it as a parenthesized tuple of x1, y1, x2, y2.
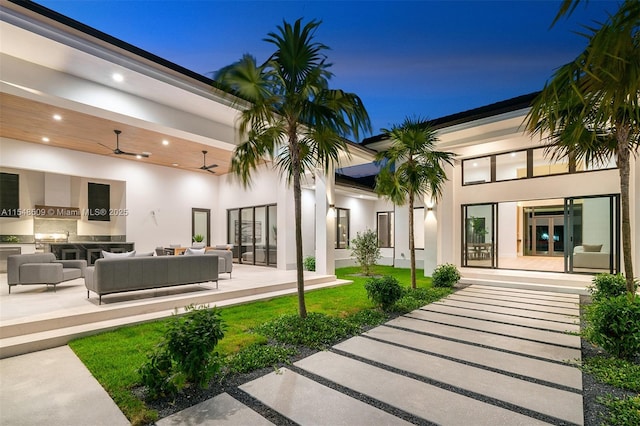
(289, 131, 307, 318)
(616, 134, 635, 298)
(409, 191, 416, 289)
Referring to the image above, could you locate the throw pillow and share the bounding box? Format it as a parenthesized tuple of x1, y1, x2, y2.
(102, 250, 136, 258)
(185, 247, 205, 256)
(582, 244, 603, 253)
(135, 252, 154, 257)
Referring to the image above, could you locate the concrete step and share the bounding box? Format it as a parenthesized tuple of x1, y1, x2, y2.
(459, 268, 591, 295)
(0, 278, 349, 359)
(0, 275, 340, 338)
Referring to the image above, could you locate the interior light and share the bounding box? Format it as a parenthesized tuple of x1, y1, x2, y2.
(472, 162, 478, 167)
(52, 114, 62, 121)
(162, 139, 169, 146)
(42, 137, 50, 142)
(136, 154, 142, 159)
(172, 163, 179, 167)
(112, 73, 124, 82)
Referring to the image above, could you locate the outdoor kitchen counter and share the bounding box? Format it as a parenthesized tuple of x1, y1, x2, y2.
(47, 242, 135, 265)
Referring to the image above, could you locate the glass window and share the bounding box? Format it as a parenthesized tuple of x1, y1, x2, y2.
(336, 208, 349, 249)
(496, 151, 527, 181)
(581, 156, 617, 172)
(463, 156, 491, 185)
(532, 148, 569, 177)
(377, 211, 394, 248)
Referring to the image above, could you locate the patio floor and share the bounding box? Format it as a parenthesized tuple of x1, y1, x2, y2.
(0, 264, 347, 358)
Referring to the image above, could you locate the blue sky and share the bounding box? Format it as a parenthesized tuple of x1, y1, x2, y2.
(37, 0, 617, 140)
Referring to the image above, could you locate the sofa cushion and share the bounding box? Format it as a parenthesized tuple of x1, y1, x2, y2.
(102, 250, 136, 258)
(135, 251, 155, 257)
(20, 263, 63, 284)
(185, 247, 205, 255)
(62, 267, 83, 281)
(582, 244, 603, 253)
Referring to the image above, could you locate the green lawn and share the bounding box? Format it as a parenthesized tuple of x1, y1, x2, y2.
(69, 265, 436, 425)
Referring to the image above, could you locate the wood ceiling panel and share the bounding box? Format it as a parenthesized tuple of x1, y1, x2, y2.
(0, 92, 233, 175)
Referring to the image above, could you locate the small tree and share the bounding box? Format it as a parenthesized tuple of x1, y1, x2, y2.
(350, 229, 380, 276)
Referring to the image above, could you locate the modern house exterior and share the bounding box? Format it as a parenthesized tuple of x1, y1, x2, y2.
(1, 0, 638, 285)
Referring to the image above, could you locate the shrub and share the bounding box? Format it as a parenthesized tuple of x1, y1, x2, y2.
(227, 343, 297, 374)
(256, 312, 359, 349)
(589, 273, 636, 302)
(584, 295, 640, 360)
(346, 309, 389, 328)
(138, 305, 226, 397)
(138, 348, 182, 399)
(350, 229, 381, 276)
(431, 263, 461, 288)
(364, 275, 403, 311)
(597, 395, 640, 426)
(391, 287, 453, 313)
(303, 256, 316, 271)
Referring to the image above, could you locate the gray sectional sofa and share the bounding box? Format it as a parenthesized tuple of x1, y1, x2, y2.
(205, 249, 233, 277)
(7, 253, 87, 293)
(84, 254, 219, 304)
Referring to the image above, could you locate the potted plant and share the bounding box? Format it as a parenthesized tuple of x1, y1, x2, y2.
(192, 234, 205, 248)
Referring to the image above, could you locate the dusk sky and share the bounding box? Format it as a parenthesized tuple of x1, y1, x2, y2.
(36, 0, 618, 140)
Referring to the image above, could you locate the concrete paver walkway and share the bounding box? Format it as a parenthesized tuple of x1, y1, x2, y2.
(162, 284, 584, 425)
(0, 346, 129, 426)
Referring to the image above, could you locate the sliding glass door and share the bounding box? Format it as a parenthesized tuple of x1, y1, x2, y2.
(462, 203, 497, 268)
(227, 204, 277, 267)
(565, 195, 618, 274)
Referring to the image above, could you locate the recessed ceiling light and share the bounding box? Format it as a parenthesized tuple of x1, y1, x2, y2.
(42, 137, 50, 142)
(172, 163, 179, 167)
(472, 162, 478, 167)
(112, 73, 124, 82)
(136, 154, 142, 159)
(162, 139, 169, 146)
(52, 114, 62, 121)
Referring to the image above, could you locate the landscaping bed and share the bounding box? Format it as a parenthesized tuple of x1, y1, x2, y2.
(69, 268, 639, 425)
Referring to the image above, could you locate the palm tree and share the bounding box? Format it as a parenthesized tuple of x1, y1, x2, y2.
(526, 1, 640, 297)
(215, 19, 371, 318)
(374, 117, 455, 289)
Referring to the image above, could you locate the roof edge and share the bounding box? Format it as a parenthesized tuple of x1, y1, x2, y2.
(6, 0, 229, 93)
(362, 92, 539, 146)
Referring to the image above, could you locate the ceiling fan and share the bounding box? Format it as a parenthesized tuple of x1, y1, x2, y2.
(99, 129, 149, 158)
(199, 150, 218, 174)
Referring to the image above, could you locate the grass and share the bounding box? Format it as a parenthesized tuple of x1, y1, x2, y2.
(69, 265, 442, 424)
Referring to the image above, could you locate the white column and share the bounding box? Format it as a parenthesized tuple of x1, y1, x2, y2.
(423, 196, 438, 276)
(315, 168, 335, 275)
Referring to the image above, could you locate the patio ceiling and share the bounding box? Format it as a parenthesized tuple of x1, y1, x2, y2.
(0, 92, 233, 175)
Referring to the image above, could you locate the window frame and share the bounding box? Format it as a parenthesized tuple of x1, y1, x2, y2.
(461, 147, 616, 186)
(335, 207, 350, 249)
(376, 211, 394, 248)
